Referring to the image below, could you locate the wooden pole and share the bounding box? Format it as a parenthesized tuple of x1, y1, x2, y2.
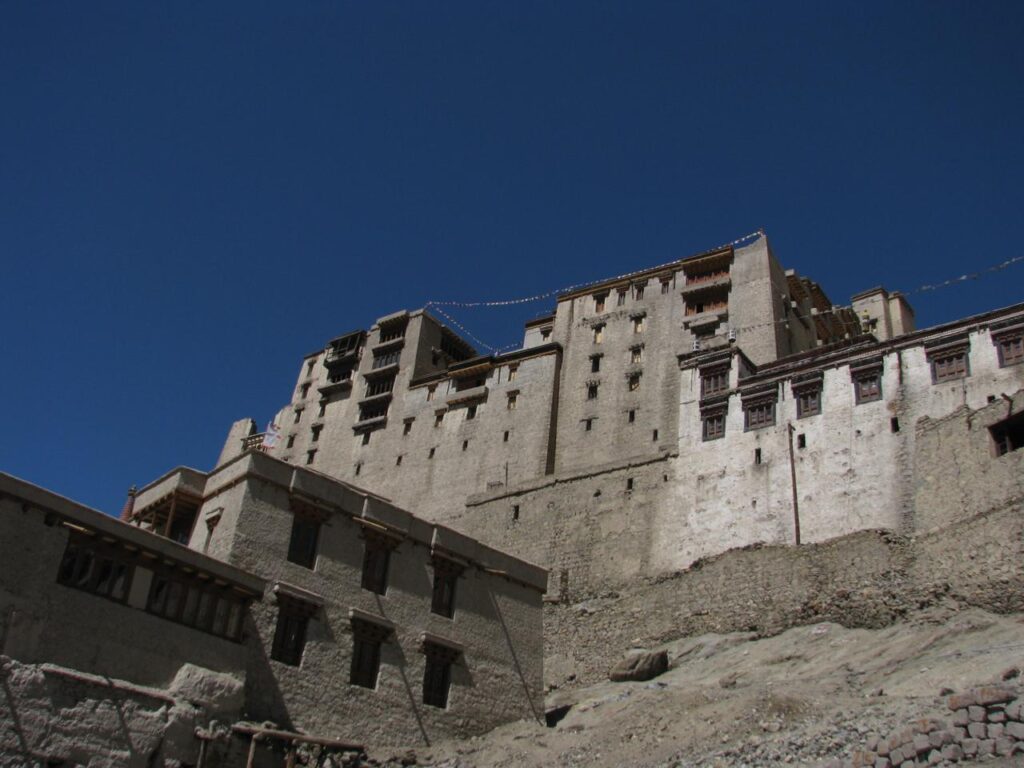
(787, 423, 801, 545)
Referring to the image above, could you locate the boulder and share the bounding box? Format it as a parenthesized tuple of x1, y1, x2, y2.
(609, 650, 669, 682)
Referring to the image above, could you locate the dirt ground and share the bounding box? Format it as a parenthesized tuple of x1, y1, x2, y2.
(369, 607, 1024, 768)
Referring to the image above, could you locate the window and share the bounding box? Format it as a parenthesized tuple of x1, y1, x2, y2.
(797, 433, 806, 449)
(306, 450, 316, 465)
(633, 316, 645, 333)
(428, 447, 435, 459)
(628, 373, 641, 391)
(378, 324, 406, 344)
(271, 599, 313, 667)
(350, 618, 389, 689)
(991, 411, 1024, 456)
(652, 428, 659, 441)
(594, 293, 607, 313)
(796, 388, 821, 418)
(702, 411, 726, 441)
(306, 359, 316, 376)
(145, 573, 245, 640)
(431, 558, 463, 618)
(507, 392, 518, 410)
(395, 455, 403, 466)
(434, 412, 444, 427)
(359, 401, 389, 421)
(744, 402, 776, 431)
(591, 354, 602, 373)
(361, 535, 394, 595)
(890, 417, 900, 433)
(294, 408, 303, 424)
(466, 405, 477, 420)
(996, 334, 1024, 367)
(300, 383, 311, 399)
(631, 346, 643, 364)
(628, 409, 635, 423)
(403, 419, 413, 435)
(310, 425, 322, 443)
(930, 350, 969, 383)
(56, 536, 133, 603)
(593, 325, 604, 344)
(318, 401, 327, 418)
(626, 477, 634, 491)
(617, 289, 627, 307)
(587, 383, 599, 400)
(512, 504, 520, 520)
(503, 430, 510, 442)
(372, 349, 401, 369)
(355, 462, 362, 476)
(852, 365, 883, 404)
(361, 431, 371, 446)
(508, 364, 519, 382)
(287, 516, 320, 569)
(365, 376, 396, 398)
(286, 434, 296, 449)
(701, 369, 729, 397)
(584, 418, 593, 431)
(540, 328, 552, 341)
(462, 440, 469, 451)
(754, 448, 762, 465)
(427, 385, 436, 402)
(661, 279, 671, 294)
(634, 283, 645, 300)
(422, 642, 459, 709)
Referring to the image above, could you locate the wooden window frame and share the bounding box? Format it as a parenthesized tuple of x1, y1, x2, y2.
(430, 557, 464, 618)
(287, 515, 320, 569)
(422, 641, 460, 709)
(350, 617, 391, 689)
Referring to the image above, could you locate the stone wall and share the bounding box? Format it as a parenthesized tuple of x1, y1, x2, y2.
(541, 500, 1024, 688)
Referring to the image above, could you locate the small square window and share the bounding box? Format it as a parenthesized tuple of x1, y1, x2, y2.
(626, 477, 634, 491)
(306, 359, 316, 376)
(403, 420, 413, 435)
(628, 373, 641, 391)
(796, 388, 821, 418)
(703, 413, 726, 441)
(930, 351, 969, 383)
(591, 355, 602, 373)
(507, 392, 518, 410)
(503, 430, 510, 442)
(854, 372, 882, 404)
(754, 448, 762, 465)
(587, 383, 599, 400)
(996, 335, 1024, 367)
(628, 409, 635, 423)
(631, 346, 643, 364)
(797, 433, 806, 449)
(744, 402, 776, 431)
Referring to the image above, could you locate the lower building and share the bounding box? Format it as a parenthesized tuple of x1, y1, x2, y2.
(0, 450, 547, 766)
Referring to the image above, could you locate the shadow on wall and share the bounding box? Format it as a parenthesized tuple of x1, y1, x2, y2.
(243, 615, 293, 731)
(487, 582, 542, 725)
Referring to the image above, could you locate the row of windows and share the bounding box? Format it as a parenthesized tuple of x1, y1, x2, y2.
(285, 516, 462, 619)
(586, 372, 642, 399)
(590, 346, 643, 372)
(592, 316, 645, 343)
(592, 280, 669, 312)
(271, 607, 457, 709)
(55, 536, 247, 642)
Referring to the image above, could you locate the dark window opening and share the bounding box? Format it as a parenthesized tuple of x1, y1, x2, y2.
(361, 538, 393, 595)
(318, 401, 327, 417)
(617, 289, 627, 306)
(625, 477, 634, 491)
(359, 402, 389, 422)
(891, 417, 900, 433)
(365, 376, 396, 398)
(462, 440, 469, 451)
(396, 455, 403, 466)
(311, 425, 322, 443)
(754, 448, 762, 465)
(350, 620, 389, 689)
(628, 409, 636, 423)
(287, 516, 320, 569)
(287, 434, 296, 448)
(423, 643, 458, 708)
(503, 430, 510, 442)
(591, 355, 601, 373)
(403, 420, 413, 435)
(587, 383, 599, 400)
(355, 462, 362, 476)
(431, 558, 463, 618)
(584, 418, 593, 432)
(797, 433, 806, 449)
(57, 537, 133, 603)
(466, 405, 477, 420)
(512, 504, 520, 520)
(652, 429, 659, 441)
(271, 602, 311, 667)
(991, 411, 1024, 456)
(434, 413, 444, 427)
(306, 450, 316, 465)
(362, 432, 371, 446)
(428, 447, 436, 459)
(594, 293, 607, 313)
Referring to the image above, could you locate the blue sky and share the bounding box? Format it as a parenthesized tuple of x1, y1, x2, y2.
(2, 2, 1022, 514)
